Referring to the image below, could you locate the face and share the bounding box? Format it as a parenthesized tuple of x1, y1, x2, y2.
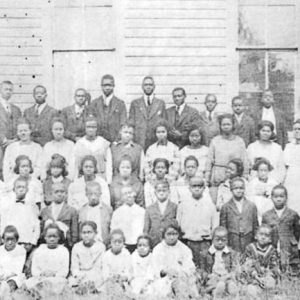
(14, 181, 28, 199)
(122, 187, 136, 206)
(231, 180, 245, 200)
(4, 232, 17, 251)
(154, 162, 167, 179)
(51, 166, 63, 178)
(205, 95, 217, 112)
(155, 184, 170, 203)
(45, 228, 60, 249)
(257, 163, 269, 181)
(137, 238, 151, 257)
(189, 129, 201, 146)
(119, 160, 132, 178)
(52, 184, 67, 204)
(220, 118, 233, 134)
(232, 98, 244, 115)
(33, 86, 47, 105)
(142, 78, 155, 96)
(0, 83, 13, 100)
(85, 121, 97, 138)
(52, 122, 64, 141)
(101, 78, 114, 97)
(259, 125, 272, 141)
(293, 123, 300, 140)
(213, 231, 228, 251)
(17, 123, 31, 142)
(256, 227, 271, 247)
(74, 89, 86, 106)
(81, 225, 96, 246)
(261, 91, 274, 108)
(189, 181, 205, 199)
(173, 89, 185, 106)
(156, 126, 167, 141)
(19, 159, 31, 177)
(86, 185, 101, 207)
(226, 162, 238, 180)
(185, 160, 198, 178)
(82, 160, 96, 176)
(120, 126, 134, 143)
(272, 188, 287, 210)
(111, 234, 124, 254)
(164, 228, 179, 246)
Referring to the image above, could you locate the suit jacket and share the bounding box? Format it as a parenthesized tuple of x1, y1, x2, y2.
(220, 199, 258, 252)
(40, 203, 79, 248)
(0, 102, 22, 142)
(166, 104, 202, 148)
(143, 201, 177, 247)
(61, 104, 88, 142)
(79, 203, 112, 247)
(199, 111, 220, 146)
(129, 97, 166, 150)
(88, 96, 127, 143)
(23, 104, 58, 146)
(251, 106, 288, 149)
(233, 113, 256, 146)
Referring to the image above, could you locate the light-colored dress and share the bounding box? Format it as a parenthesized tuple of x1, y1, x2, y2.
(41, 139, 75, 180)
(3, 141, 43, 182)
(247, 140, 286, 183)
(284, 142, 300, 215)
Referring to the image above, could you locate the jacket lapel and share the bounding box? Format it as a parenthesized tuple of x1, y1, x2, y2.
(228, 199, 240, 215)
(109, 96, 118, 115)
(163, 201, 173, 217)
(149, 98, 160, 119)
(57, 202, 68, 220)
(169, 107, 176, 126)
(138, 98, 148, 119)
(177, 105, 189, 126)
(39, 104, 50, 117)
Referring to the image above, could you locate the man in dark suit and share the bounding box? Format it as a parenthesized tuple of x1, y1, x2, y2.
(61, 88, 89, 142)
(199, 94, 220, 146)
(23, 85, 58, 146)
(251, 89, 288, 149)
(129, 76, 166, 150)
(231, 96, 256, 146)
(88, 74, 127, 143)
(166, 87, 202, 148)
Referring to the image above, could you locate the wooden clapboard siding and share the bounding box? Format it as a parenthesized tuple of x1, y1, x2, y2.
(122, 0, 228, 109)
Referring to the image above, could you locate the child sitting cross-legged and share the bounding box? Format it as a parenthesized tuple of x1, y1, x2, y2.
(199, 226, 238, 299)
(240, 224, 279, 299)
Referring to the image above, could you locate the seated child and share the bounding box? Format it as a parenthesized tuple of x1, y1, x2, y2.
(69, 155, 111, 210)
(110, 155, 144, 210)
(179, 125, 208, 178)
(248, 158, 277, 223)
(144, 179, 177, 247)
(199, 226, 238, 299)
(220, 177, 258, 253)
(144, 158, 179, 207)
(0, 226, 26, 297)
(262, 185, 300, 274)
(216, 158, 247, 211)
(25, 223, 69, 294)
(131, 235, 155, 295)
(43, 154, 71, 206)
(40, 182, 79, 250)
(145, 120, 180, 181)
(111, 186, 145, 253)
(79, 181, 112, 247)
(70, 221, 105, 290)
(240, 224, 279, 298)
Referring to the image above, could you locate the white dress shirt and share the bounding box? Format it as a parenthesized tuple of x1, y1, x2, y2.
(233, 199, 244, 214)
(35, 102, 47, 115)
(103, 93, 114, 107)
(0, 97, 10, 113)
(143, 94, 154, 106)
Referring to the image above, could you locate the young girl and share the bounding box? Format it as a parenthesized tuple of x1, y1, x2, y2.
(179, 125, 208, 178)
(248, 158, 277, 223)
(74, 116, 112, 183)
(3, 118, 42, 182)
(131, 235, 155, 295)
(42, 117, 75, 180)
(145, 120, 180, 181)
(25, 223, 69, 293)
(70, 221, 105, 290)
(144, 158, 179, 207)
(110, 155, 144, 210)
(43, 154, 71, 206)
(68, 155, 111, 210)
(216, 158, 246, 211)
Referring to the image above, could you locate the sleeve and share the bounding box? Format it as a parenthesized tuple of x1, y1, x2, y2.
(240, 139, 250, 177)
(105, 147, 113, 184)
(120, 101, 127, 128)
(210, 202, 219, 230)
(100, 179, 111, 208)
(71, 245, 80, 277)
(31, 248, 43, 277)
(2, 144, 13, 182)
(143, 209, 151, 234)
(67, 144, 76, 181)
(70, 210, 79, 246)
(219, 205, 227, 228)
(240, 244, 252, 265)
(32, 215, 41, 245)
(129, 102, 135, 125)
(249, 118, 256, 145)
(57, 247, 70, 278)
(110, 212, 118, 231)
(176, 203, 183, 228)
(293, 212, 300, 242)
(6, 247, 26, 279)
(32, 144, 43, 180)
(276, 148, 286, 183)
(61, 109, 76, 142)
(252, 205, 259, 235)
(139, 151, 145, 181)
(135, 182, 145, 208)
(205, 139, 215, 184)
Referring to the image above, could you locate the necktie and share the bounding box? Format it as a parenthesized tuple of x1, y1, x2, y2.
(35, 105, 40, 116)
(147, 96, 151, 106)
(175, 106, 180, 127)
(208, 112, 212, 121)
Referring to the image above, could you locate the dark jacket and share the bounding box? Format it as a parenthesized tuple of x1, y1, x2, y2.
(233, 113, 256, 146)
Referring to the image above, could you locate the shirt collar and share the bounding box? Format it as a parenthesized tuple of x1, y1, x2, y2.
(206, 110, 214, 118)
(143, 94, 154, 104)
(234, 113, 244, 120)
(103, 93, 114, 105)
(209, 245, 230, 255)
(156, 140, 168, 146)
(0, 98, 10, 111)
(75, 103, 85, 113)
(176, 103, 186, 115)
(35, 102, 47, 113)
